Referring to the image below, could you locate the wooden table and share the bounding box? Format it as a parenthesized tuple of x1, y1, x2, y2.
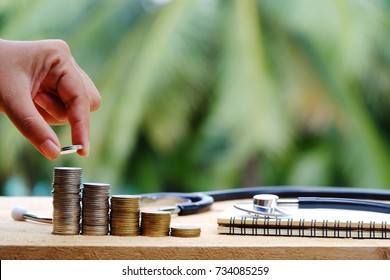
(1, 196, 390, 260)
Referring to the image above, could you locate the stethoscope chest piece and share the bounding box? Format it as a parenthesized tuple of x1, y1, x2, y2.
(234, 194, 291, 218)
(253, 194, 278, 214)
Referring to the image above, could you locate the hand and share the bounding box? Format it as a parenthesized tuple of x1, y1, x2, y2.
(0, 39, 101, 159)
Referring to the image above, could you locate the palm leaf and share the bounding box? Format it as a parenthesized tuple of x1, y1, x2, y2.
(199, 0, 292, 187)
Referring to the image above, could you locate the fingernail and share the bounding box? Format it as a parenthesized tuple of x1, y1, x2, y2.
(40, 139, 60, 160)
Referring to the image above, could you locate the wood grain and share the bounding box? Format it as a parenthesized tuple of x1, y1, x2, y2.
(1, 196, 390, 260)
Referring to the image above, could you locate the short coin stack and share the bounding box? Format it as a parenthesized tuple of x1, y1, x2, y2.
(110, 195, 141, 236)
(140, 211, 171, 237)
(170, 225, 201, 238)
(81, 183, 110, 235)
(52, 167, 82, 235)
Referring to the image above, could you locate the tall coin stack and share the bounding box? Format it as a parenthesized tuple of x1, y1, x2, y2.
(52, 167, 82, 235)
(110, 195, 141, 236)
(140, 211, 171, 237)
(81, 183, 110, 235)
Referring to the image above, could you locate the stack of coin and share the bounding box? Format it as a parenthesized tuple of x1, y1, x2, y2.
(140, 211, 171, 237)
(170, 225, 201, 238)
(81, 183, 110, 235)
(52, 167, 82, 235)
(110, 195, 141, 236)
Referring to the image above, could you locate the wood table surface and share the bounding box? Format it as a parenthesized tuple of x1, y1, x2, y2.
(1, 196, 390, 260)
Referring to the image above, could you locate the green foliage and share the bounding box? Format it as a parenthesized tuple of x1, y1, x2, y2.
(1, 0, 390, 195)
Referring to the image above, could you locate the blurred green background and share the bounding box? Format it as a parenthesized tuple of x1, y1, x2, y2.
(1, 0, 390, 196)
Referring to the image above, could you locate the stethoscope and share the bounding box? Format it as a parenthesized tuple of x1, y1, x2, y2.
(11, 186, 390, 223)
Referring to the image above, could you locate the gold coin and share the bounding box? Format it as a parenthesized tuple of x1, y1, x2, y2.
(170, 225, 201, 238)
(110, 195, 141, 236)
(140, 211, 171, 237)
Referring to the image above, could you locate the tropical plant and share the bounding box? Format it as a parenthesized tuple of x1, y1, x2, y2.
(1, 0, 390, 196)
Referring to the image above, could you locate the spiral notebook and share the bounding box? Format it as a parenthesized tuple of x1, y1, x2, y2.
(217, 206, 390, 239)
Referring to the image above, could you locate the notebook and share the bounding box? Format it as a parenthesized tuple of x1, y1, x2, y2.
(217, 205, 390, 239)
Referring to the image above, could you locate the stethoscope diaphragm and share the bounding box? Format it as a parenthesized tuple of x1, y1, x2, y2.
(234, 194, 292, 218)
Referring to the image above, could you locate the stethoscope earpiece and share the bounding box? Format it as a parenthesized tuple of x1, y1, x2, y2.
(11, 206, 52, 224)
(11, 206, 28, 221)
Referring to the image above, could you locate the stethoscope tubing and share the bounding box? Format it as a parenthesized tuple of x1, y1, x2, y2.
(140, 192, 214, 215)
(297, 197, 390, 214)
(143, 186, 390, 215)
(205, 186, 390, 201)
(12, 186, 390, 223)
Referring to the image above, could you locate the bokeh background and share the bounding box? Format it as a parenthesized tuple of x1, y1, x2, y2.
(1, 0, 390, 196)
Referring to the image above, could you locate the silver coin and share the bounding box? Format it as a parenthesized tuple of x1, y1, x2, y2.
(51, 167, 83, 235)
(60, 145, 84, 155)
(81, 182, 110, 236)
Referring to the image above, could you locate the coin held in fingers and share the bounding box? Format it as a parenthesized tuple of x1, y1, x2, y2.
(60, 145, 84, 155)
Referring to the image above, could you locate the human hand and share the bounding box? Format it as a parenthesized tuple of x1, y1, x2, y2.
(0, 39, 101, 159)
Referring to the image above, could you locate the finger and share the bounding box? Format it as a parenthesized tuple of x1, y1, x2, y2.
(73, 59, 101, 112)
(41, 40, 101, 156)
(56, 64, 91, 156)
(3, 89, 61, 160)
(35, 105, 67, 125)
(34, 91, 68, 123)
